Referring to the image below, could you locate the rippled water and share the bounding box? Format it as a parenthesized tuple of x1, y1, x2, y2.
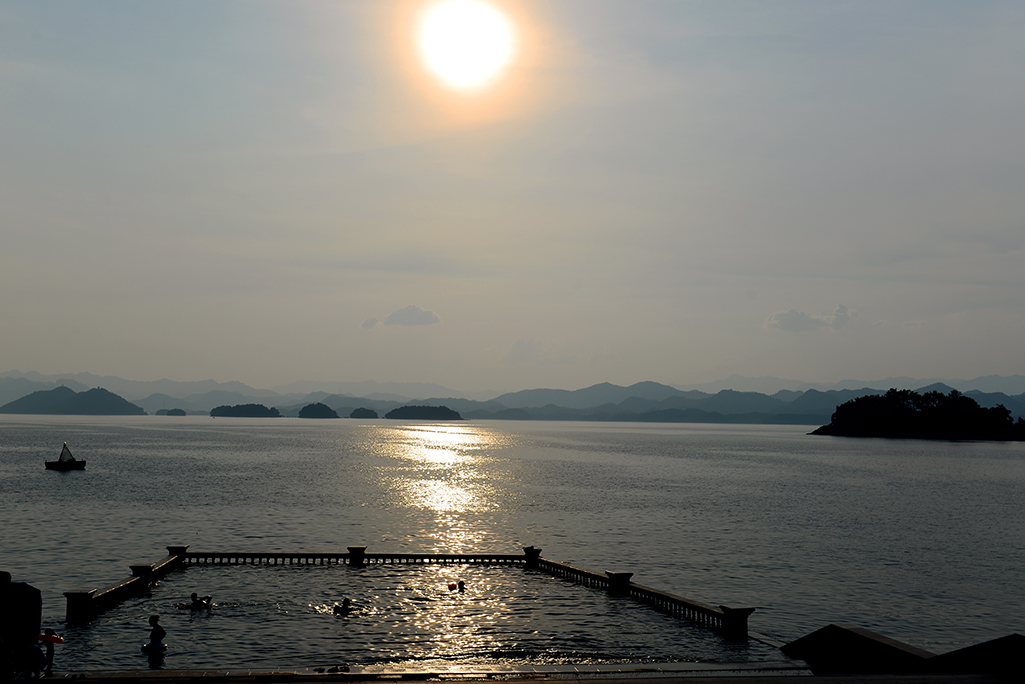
(3, 416, 1024, 671)
(51, 562, 769, 671)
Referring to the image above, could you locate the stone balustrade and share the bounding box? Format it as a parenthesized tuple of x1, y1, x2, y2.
(62, 544, 753, 638)
(63, 546, 190, 623)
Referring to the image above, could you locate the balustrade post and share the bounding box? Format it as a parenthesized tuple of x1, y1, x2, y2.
(63, 589, 96, 624)
(166, 545, 190, 572)
(347, 546, 367, 567)
(719, 605, 755, 640)
(605, 571, 633, 595)
(523, 546, 542, 569)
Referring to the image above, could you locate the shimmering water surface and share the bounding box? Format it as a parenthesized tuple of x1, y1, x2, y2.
(2, 416, 1024, 671)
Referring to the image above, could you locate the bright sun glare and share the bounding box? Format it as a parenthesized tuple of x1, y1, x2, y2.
(417, 0, 516, 92)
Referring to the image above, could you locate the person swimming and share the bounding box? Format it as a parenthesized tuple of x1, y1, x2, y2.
(189, 593, 212, 610)
(332, 598, 352, 615)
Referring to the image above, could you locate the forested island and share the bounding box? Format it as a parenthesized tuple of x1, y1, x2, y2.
(811, 389, 1025, 440)
(209, 404, 281, 418)
(349, 407, 378, 419)
(156, 408, 187, 416)
(298, 402, 339, 418)
(384, 405, 462, 421)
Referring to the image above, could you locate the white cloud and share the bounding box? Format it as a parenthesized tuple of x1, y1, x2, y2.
(766, 305, 855, 332)
(383, 305, 440, 326)
(766, 309, 825, 332)
(831, 304, 852, 329)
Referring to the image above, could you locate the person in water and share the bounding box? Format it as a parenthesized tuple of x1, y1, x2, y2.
(332, 598, 352, 615)
(147, 615, 166, 647)
(457, 580, 465, 593)
(41, 629, 60, 677)
(189, 593, 211, 610)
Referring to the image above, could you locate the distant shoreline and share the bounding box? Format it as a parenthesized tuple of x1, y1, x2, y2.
(3, 376, 1023, 424)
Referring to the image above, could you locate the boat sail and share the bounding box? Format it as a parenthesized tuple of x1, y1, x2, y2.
(45, 442, 86, 471)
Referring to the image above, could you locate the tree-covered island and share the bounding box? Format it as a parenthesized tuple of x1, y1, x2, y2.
(811, 388, 1025, 440)
(384, 405, 463, 420)
(298, 402, 339, 418)
(349, 407, 378, 419)
(209, 404, 280, 418)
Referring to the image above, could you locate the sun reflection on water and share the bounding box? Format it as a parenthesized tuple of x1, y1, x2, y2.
(401, 479, 475, 512)
(377, 425, 506, 517)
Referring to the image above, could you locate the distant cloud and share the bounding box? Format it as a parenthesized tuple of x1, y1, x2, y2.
(383, 305, 440, 326)
(766, 304, 855, 332)
(361, 317, 378, 329)
(766, 309, 824, 332)
(831, 304, 851, 329)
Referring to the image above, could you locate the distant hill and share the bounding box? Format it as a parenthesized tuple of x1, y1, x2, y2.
(183, 390, 291, 410)
(494, 381, 692, 409)
(136, 393, 206, 414)
(0, 376, 91, 406)
(691, 389, 787, 414)
(2, 371, 1024, 424)
(269, 379, 495, 401)
(674, 374, 1025, 395)
(784, 388, 886, 414)
(0, 386, 145, 415)
(965, 390, 1025, 419)
(0, 371, 267, 402)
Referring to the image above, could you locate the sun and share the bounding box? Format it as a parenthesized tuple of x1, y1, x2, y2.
(417, 0, 516, 93)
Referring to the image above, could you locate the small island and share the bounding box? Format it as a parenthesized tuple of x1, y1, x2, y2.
(811, 388, 1025, 441)
(209, 404, 281, 418)
(299, 402, 339, 419)
(156, 408, 187, 416)
(384, 405, 463, 421)
(349, 407, 378, 419)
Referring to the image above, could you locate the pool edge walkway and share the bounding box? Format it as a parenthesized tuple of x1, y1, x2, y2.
(43, 661, 1009, 684)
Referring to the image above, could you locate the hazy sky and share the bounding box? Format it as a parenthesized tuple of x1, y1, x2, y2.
(3, 0, 1023, 393)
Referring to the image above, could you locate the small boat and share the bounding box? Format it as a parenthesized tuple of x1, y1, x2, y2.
(45, 442, 86, 471)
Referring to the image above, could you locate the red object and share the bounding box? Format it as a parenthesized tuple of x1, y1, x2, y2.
(448, 583, 457, 590)
(39, 633, 64, 644)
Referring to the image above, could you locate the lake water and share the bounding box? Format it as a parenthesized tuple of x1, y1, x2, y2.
(2, 416, 1024, 671)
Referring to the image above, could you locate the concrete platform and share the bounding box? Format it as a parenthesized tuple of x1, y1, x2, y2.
(43, 662, 1009, 684)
